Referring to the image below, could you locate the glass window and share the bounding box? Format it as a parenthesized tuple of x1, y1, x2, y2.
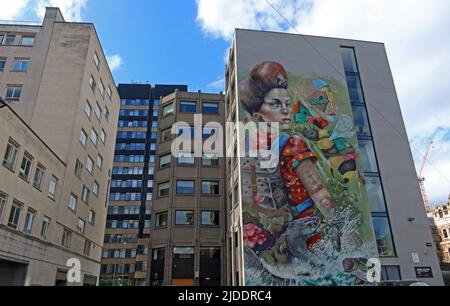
(23, 209, 36, 234)
(82, 186, 90, 204)
(372, 216, 396, 257)
(48, 176, 58, 200)
(32, 164, 45, 190)
(341, 47, 359, 73)
(180, 101, 197, 113)
(62, 229, 71, 247)
(173, 247, 194, 258)
(41, 216, 50, 238)
(202, 102, 219, 114)
(8, 202, 21, 229)
(364, 176, 387, 213)
(89, 75, 96, 91)
(107, 86, 112, 99)
(162, 103, 174, 117)
(159, 153, 171, 169)
(358, 139, 379, 173)
(100, 130, 106, 143)
(97, 155, 103, 169)
(68, 194, 77, 211)
(19, 152, 33, 181)
(77, 218, 85, 234)
(86, 156, 94, 174)
(176, 180, 195, 194)
(11, 59, 30, 72)
(161, 128, 172, 142)
(202, 181, 220, 195)
(346, 74, 365, 105)
(0, 57, 6, 71)
(105, 107, 110, 121)
(158, 182, 170, 197)
(80, 129, 87, 146)
(20, 36, 35, 46)
(381, 266, 401, 281)
(176, 211, 194, 225)
(84, 240, 92, 256)
(99, 79, 105, 97)
(90, 129, 98, 146)
(5, 85, 22, 100)
(89, 210, 96, 225)
(4, 35, 16, 45)
(3, 140, 19, 170)
(84, 101, 92, 118)
(0, 193, 7, 219)
(202, 154, 219, 166)
(95, 102, 102, 119)
(93, 181, 99, 197)
(93, 52, 100, 68)
(75, 160, 83, 177)
(177, 153, 195, 166)
(155, 212, 168, 228)
(201, 211, 220, 226)
(352, 105, 371, 137)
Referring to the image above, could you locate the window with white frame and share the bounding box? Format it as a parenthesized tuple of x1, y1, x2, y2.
(100, 129, 106, 143)
(75, 159, 83, 177)
(5, 85, 22, 100)
(3, 139, 19, 170)
(95, 102, 102, 119)
(107, 86, 112, 99)
(89, 75, 96, 91)
(82, 185, 90, 204)
(0, 57, 6, 72)
(93, 181, 99, 197)
(97, 155, 103, 169)
(93, 52, 100, 68)
(20, 36, 35, 46)
(77, 218, 85, 234)
(84, 240, 91, 256)
(68, 194, 77, 211)
(8, 201, 21, 229)
(23, 209, 36, 234)
(88, 210, 96, 225)
(84, 101, 92, 118)
(62, 229, 71, 247)
(48, 176, 58, 200)
(86, 156, 94, 174)
(80, 129, 87, 146)
(99, 79, 105, 97)
(41, 216, 50, 238)
(90, 129, 98, 146)
(18, 152, 33, 181)
(0, 193, 6, 219)
(33, 163, 45, 190)
(11, 58, 30, 72)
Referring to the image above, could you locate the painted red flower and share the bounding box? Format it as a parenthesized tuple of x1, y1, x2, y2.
(243, 223, 267, 248)
(344, 152, 359, 161)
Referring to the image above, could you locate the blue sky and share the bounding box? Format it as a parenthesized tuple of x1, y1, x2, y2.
(83, 0, 228, 92)
(3, 0, 450, 206)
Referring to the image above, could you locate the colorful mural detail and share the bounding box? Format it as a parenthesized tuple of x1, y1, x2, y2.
(238, 61, 378, 286)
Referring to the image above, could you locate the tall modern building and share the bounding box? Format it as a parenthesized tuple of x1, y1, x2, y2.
(100, 84, 187, 286)
(0, 7, 120, 285)
(224, 29, 444, 286)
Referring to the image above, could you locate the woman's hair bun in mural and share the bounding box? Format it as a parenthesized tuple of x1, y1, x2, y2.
(238, 60, 380, 286)
(239, 61, 289, 115)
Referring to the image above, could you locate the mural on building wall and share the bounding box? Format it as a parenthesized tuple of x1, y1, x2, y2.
(238, 61, 379, 286)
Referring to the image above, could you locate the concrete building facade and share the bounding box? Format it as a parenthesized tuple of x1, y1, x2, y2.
(151, 90, 226, 286)
(224, 29, 444, 286)
(0, 7, 120, 286)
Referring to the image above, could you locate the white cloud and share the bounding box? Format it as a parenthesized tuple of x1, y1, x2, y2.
(106, 54, 123, 72)
(0, 0, 87, 22)
(196, 0, 450, 205)
(35, 0, 87, 22)
(0, 0, 31, 20)
(207, 78, 225, 92)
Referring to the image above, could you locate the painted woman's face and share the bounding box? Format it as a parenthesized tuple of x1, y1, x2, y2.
(255, 88, 292, 130)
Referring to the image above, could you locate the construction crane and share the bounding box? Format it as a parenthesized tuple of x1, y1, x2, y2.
(418, 141, 434, 213)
